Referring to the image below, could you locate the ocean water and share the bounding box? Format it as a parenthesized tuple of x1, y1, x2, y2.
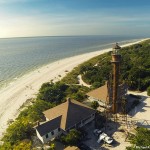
(0, 35, 142, 88)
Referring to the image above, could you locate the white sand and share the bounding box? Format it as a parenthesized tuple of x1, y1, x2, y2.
(0, 38, 148, 139)
(107, 91, 150, 150)
(78, 75, 91, 88)
(128, 91, 150, 121)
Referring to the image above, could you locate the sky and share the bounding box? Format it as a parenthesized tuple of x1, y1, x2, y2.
(0, 0, 150, 38)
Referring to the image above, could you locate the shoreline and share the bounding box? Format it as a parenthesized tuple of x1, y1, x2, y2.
(0, 38, 148, 139)
(0, 38, 141, 90)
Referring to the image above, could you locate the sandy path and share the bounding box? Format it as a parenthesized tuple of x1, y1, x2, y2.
(0, 38, 148, 139)
(78, 75, 91, 88)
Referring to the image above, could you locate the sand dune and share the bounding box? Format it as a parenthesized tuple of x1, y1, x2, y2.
(0, 38, 148, 139)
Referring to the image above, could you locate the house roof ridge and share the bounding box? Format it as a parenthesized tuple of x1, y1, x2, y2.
(35, 115, 62, 136)
(43, 99, 96, 130)
(60, 98, 70, 129)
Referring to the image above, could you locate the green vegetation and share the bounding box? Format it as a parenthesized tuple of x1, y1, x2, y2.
(65, 84, 89, 102)
(1, 40, 150, 149)
(37, 82, 89, 103)
(120, 42, 150, 91)
(147, 86, 150, 96)
(2, 119, 33, 145)
(62, 52, 111, 88)
(126, 127, 150, 150)
(91, 101, 99, 109)
(18, 100, 55, 122)
(0, 82, 89, 149)
(62, 68, 80, 84)
(80, 53, 112, 88)
(13, 140, 32, 150)
(48, 143, 55, 150)
(37, 82, 68, 103)
(0, 140, 32, 150)
(62, 40, 150, 91)
(61, 129, 81, 146)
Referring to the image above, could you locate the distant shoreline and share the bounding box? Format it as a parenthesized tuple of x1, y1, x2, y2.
(0, 38, 148, 139)
(0, 35, 144, 40)
(0, 36, 141, 90)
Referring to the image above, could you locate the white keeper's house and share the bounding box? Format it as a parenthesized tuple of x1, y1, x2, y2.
(35, 98, 96, 143)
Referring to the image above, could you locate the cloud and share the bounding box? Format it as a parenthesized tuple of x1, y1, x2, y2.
(0, 0, 28, 4)
(0, 5, 150, 38)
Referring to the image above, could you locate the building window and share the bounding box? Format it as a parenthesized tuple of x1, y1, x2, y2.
(46, 134, 48, 138)
(58, 128, 61, 132)
(51, 131, 54, 135)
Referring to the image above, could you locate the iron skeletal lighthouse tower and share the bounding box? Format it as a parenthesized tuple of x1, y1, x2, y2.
(111, 43, 121, 114)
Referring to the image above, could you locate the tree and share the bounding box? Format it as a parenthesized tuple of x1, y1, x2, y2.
(147, 86, 150, 96)
(48, 143, 55, 150)
(0, 142, 12, 150)
(37, 82, 68, 103)
(18, 100, 54, 122)
(73, 92, 85, 101)
(3, 119, 33, 145)
(13, 141, 32, 150)
(92, 81, 102, 88)
(61, 129, 81, 145)
(126, 127, 150, 150)
(91, 101, 99, 109)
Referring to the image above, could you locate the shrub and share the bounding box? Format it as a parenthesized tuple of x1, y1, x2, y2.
(37, 82, 68, 103)
(91, 101, 99, 109)
(61, 129, 81, 146)
(13, 140, 32, 150)
(126, 127, 150, 150)
(2, 119, 33, 145)
(147, 86, 150, 96)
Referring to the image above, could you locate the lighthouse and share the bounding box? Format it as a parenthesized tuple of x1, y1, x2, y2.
(111, 43, 121, 114)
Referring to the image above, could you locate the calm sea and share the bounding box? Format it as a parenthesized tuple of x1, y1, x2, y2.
(0, 35, 142, 88)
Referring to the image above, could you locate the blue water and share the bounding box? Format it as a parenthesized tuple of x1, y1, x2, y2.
(0, 35, 142, 88)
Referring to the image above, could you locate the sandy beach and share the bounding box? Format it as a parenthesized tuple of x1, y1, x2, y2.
(0, 38, 148, 139)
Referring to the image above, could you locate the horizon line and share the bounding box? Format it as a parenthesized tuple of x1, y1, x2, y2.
(0, 34, 145, 40)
